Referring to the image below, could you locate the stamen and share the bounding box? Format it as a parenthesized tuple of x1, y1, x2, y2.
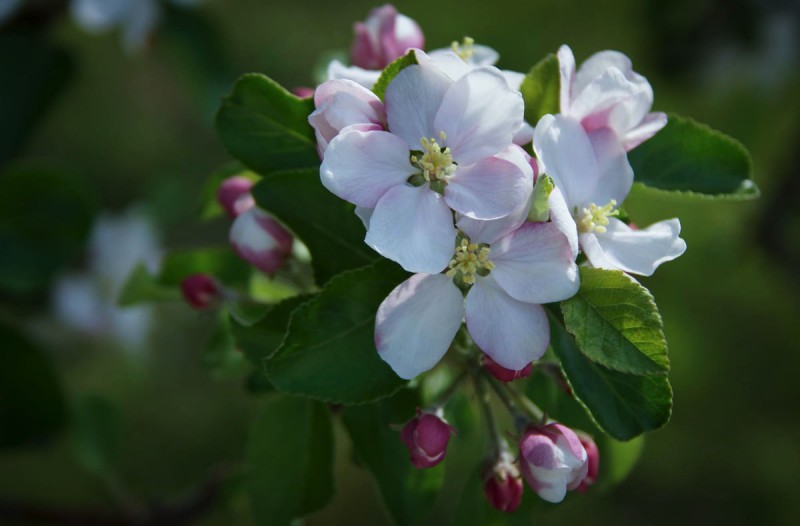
(446, 238, 495, 285)
(451, 36, 475, 62)
(412, 135, 457, 183)
(578, 200, 619, 234)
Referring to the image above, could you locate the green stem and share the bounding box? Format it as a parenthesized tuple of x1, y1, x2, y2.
(505, 382, 545, 423)
(473, 374, 504, 458)
(431, 369, 469, 410)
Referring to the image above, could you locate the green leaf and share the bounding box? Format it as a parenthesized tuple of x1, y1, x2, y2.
(117, 263, 181, 306)
(527, 174, 554, 222)
(246, 395, 334, 526)
(204, 313, 250, 379)
(519, 53, 560, 126)
(342, 388, 444, 526)
(252, 168, 378, 286)
(372, 50, 419, 101)
(267, 260, 408, 404)
(71, 395, 121, 477)
(0, 31, 74, 164)
(549, 313, 672, 441)
(216, 74, 319, 175)
(0, 323, 67, 448)
(199, 163, 258, 220)
(0, 164, 96, 294)
(561, 267, 669, 375)
(628, 113, 759, 199)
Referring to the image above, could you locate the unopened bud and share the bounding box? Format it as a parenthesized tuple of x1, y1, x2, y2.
(217, 176, 255, 219)
(483, 354, 532, 382)
(292, 86, 314, 98)
(229, 208, 293, 274)
(351, 4, 424, 70)
(519, 423, 588, 503)
(400, 410, 451, 469)
(482, 452, 523, 512)
(180, 273, 220, 310)
(576, 434, 599, 492)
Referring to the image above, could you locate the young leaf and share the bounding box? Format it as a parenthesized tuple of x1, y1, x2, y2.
(216, 74, 319, 175)
(252, 168, 379, 286)
(204, 312, 250, 379)
(246, 395, 334, 526)
(342, 388, 445, 526)
(561, 267, 669, 375)
(519, 53, 560, 126)
(628, 113, 759, 199)
(549, 313, 672, 441)
(266, 260, 409, 404)
(372, 50, 419, 101)
(0, 324, 67, 448)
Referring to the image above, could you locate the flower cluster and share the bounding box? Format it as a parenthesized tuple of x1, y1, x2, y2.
(309, 6, 685, 382)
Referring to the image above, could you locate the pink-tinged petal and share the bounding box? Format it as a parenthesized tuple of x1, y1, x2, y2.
(229, 208, 293, 274)
(376, 274, 464, 379)
(327, 59, 382, 90)
(351, 20, 380, 70)
(445, 153, 533, 221)
(321, 128, 417, 207)
(366, 185, 456, 274)
(533, 114, 600, 209)
(548, 186, 579, 259)
(557, 45, 577, 113)
(621, 111, 667, 151)
(574, 50, 638, 93)
(581, 218, 686, 276)
(586, 127, 634, 206)
(418, 49, 472, 81)
(569, 68, 653, 137)
(490, 222, 579, 304)
(465, 277, 549, 370)
(435, 68, 524, 165)
(385, 63, 452, 149)
(312, 79, 385, 129)
(380, 13, 424, 65)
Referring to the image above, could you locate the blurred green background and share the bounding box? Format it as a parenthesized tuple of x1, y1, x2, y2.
(1, 0, 799, 524)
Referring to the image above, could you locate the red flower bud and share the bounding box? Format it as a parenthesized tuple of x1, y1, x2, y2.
(180, 273, 220, 310)
(483, 354, 532, 382)
(229, 208, 293, 274)
(350, 4, 424, 70)
(576, 434, 599, 492)
(217, 176, 255, 219)
(399, 410, 451, 469)
(482, 453, 523, 512)
(292, 86, 315, 98)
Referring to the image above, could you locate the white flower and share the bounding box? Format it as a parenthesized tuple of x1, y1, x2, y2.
(558, 44, 667, 151)
(534, 114, 686, 276)
(317, 56, 531, 274)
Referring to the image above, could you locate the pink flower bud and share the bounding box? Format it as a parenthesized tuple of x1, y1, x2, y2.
(217, 176, 255, 219)
(229, 208, 293, 275)
(400, 410, 451, 469)
(292, 86, 314, 98)
(483, 354, 532, 383)
(180, 273, 220, 310)
(350, 4, 424, 70)
(576, 434, 599, 492)
(482, 453, 523, 512)
(518, 423, 588, 503)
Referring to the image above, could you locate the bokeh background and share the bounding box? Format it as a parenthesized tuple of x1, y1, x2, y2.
(1, 0, 799, 524)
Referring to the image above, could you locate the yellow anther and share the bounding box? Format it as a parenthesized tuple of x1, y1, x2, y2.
(578, 200, 620, 234)
(446, 238, 495, 285)
(414, 135, 457, 182)
(451, 36, 475, 62)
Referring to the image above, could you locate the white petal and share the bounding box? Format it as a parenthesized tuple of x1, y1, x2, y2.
(574, 50, 637, 93)
(321, 128, 417, 207)
(376, 274, 465, 379)
(501, 69, 525, 91)
(465, 277, 550, 370)
(466, 44, 500, 67)
(71, 0, 128, 32)
(581, 218, 687, 276)
(568, 68, 652, 137)
(445, 151, 533, 220)
(586, 127, 634, 206)
(385, 64, 453, 149)
(490, 222, 580, 304)
(354, 206, 373, 229)
(327, 59, 382, 90)
(512, 120, 535, 146)
(366, 185, 456, 274)
(420, 49, 473, 81)
(621, 112, 667, 151)
(548, 186, 579, 259)
(311, 79, 385, 135)
(557, 45, 577, 113)
(435, 68, 524, 165)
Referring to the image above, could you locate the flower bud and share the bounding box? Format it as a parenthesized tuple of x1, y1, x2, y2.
(217, 176, 255, 219)
(483, 354, 532, 382)
(229, 207, 293, 274)
(576, 434, 599, 492)
(518, 423, 588, 503)
(482, 452, 523, 512)
(350, 4, 424, 70)
(180, 273, 220, 310)
(400, 410, 451, 469)
(292, 86, 314, 98)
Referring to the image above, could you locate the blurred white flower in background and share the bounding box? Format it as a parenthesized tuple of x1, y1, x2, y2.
(0, 0, 23, 24)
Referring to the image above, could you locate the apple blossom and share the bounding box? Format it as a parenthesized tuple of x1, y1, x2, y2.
(180, 274, 220, 310)
(400, 409, 451, 469)
(534, 114, 686, 276)
(482, 450, 524, 512)
(519, 423, 589, 503)
(217, 176, 255, 219)
(229, 207, 293, 275)
(318, 59, 531, 274)
(558, 44, 667, 151)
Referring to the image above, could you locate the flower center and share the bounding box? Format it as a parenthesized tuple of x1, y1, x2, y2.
(577, 200, 619, 234)
(451, 36, 475, 62)
(446, 238, 494, 285)
(409, 131, 457, 193)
